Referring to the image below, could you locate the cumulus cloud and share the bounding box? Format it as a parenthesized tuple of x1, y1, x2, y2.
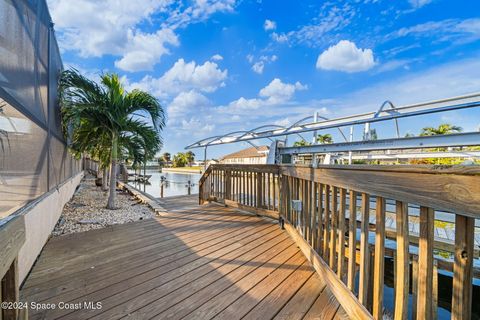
(211, 54, 224, 61)
(259, 78, 307, 103)
(168, 90, 211, 120)
(264, 19, 277, 31)
(252, 62, 265, 74)
(114, 29, 179, 72)
(131, 58, 228, 98)
(47, 0, 239, 72)
(316, 40, 375, 73)
(223, 78, 307, 113)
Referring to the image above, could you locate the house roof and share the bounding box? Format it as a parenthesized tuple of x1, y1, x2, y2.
(220, 146, 269, 160)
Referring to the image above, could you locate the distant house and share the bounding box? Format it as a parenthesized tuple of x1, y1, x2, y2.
(193, 159, 218, 167)
(220, 146, 269, 164)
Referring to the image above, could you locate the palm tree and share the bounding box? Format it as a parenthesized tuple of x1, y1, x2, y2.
(186, 151, 195, 166)
(316, 134, 333, 144)
(60, 69, 164, 209)
(420, 124, 462, 136)
(162, 152, 171, 167)
(173, 152, 188, 167)
(293, 139, 311, 147)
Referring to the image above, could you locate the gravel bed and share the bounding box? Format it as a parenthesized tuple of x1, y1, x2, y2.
(52, 175, 154, 236)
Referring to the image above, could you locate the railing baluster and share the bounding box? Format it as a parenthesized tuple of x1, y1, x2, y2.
(330, 186, 338, 269)
(301, 179, 306, 235)
(305, 180, 311, 242)
(337, 188, 346, 281)
(359, 193, 370, 306)
(308, 181, 317, 248)
(323, 185, 330, 262)
(452, 214, 475, 320)
(347, 190, 357, 291)
(266, 173, 270, 210)
(245, 171, 252, 206)
(316, 183, 324, 255)
(312, 182, 318, 250)
(416, 206, 434, 320)
(394, 201, 409, 320)
(373, 196, 386, 320)
(250, 171, 254, 206)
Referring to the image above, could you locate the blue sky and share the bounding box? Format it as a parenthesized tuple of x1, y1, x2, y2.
(47, 0, 480, 159)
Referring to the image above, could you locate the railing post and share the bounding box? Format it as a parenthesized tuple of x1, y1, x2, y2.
(0, 216, 26, 320)
(416, 206, 434, 320)
(452, 215, 474, 320)
(1, 259, 19, 320)
(373, 196, 386, 319)
(359, 193, 370, 306)
(394, 201, 409, 320)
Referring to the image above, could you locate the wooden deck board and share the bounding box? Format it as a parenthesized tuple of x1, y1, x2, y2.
(21, 195, 346, 320)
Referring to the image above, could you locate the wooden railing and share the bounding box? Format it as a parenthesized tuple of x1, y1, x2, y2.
(199, 164, 281, 219)
(0, 215, 26, 320)
(199, 164, 480, 320)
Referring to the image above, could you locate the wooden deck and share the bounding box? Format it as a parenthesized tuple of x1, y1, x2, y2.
(21, 195, 346, 320)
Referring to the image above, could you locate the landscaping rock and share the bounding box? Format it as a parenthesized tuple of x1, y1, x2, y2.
(52, 174, 154, 236)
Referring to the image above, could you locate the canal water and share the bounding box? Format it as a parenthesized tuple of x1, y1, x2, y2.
(129, 169, 201, 198)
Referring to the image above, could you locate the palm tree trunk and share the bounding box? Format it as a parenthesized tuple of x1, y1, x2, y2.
(107, 134, 118, 209)
(101, 166, 108, 191)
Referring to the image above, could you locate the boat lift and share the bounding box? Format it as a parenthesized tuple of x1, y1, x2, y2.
(185, 92, 480, 166)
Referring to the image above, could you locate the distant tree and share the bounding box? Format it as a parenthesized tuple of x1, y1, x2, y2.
(173, 152, 188, 167)
(293, 139, 311, 147)
(186, 151, 195, 166)
(316, 134, 333, 144)
(157, 157, 165, 167)
(162, 152, 171, 167)
(420, 124, 462, 136)
(404, 133, 415, 138)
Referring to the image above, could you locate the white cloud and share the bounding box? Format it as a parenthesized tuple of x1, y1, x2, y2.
(252, 62, 265, 74)
(271, 32, 288, 43)
(166, 0, 237, 29)
(114, 29, 179, 72)
(259, 78, 307, 103)
(131, 58, 228, 98)
(47, 0, 239, 72)
(316, 40, 375, 73)
(264, 19, 277, 31)
(180, 118, 215, 136)
(271, 3, 355, 47)
(408, 0, 433, 9)
(211, 54, 224, 61)
(168, 90, 210, 120)
(248, 55, 278, 74)
(223, 78, 307, 113)
(393, 18, 480, 45)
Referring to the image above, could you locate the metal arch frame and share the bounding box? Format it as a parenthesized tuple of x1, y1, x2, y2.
(185, 112, 350, 150)
(186, 92, 480, 151)
(284, 114, 349, 142)
(373, 100, 400, 138)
